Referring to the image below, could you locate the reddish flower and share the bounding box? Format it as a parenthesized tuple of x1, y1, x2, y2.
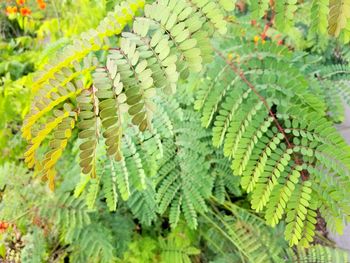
(39, 2, 46, 9)
(36, 0, 46, 9)
(20, 7, 31, 16)
(0, 221, 9, 233)
(17, 0, 25, 5)
(5, 6, 18, 15)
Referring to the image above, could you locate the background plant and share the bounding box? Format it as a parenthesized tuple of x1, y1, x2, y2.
(1, 0, 350, 262)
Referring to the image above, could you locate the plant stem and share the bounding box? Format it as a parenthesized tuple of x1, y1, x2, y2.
(50, 0, 63, 37)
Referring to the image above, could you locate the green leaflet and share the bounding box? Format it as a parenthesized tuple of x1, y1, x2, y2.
(219, 0, 236, 11)
(250, 0, 270, 19)
(103, 159, 119, 212)
(310, 0, 330, 37)
(275, 0, 298, 32)
(328, 0, 350, 37)
(291, 245, 348, 262)
(77, 90, 98, 177)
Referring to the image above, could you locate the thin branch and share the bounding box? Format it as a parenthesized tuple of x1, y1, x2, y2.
(50, 0, 63, 37)
(8, 209, 33, 224)
(214, 48, 292, 148)
(214, 48, 308, 179)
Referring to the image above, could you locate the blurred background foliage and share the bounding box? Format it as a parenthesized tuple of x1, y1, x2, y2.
(0, 0, 120, 163)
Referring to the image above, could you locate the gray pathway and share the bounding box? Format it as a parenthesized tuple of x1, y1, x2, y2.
(329, 106, 350, 252)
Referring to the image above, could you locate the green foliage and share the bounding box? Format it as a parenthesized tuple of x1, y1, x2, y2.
(203, 203, 348, 263)
(156, 110, 213, 229)
(74, 96, 238, 230)
(211, 153, 242, 204)
(159, 226, 200, 263)
(0, 161, 132, 262)
(328, 0, 350, 37)
(204, 204, 284, 263)
(119, 236, 158, 263)
(275, 0, 298, 33)
(245, 0, 350, 45)
(195, 32, 350, 246)
(313, 67, 350, 123)
(21, 227, 47, 263)
(290, 244, 349, 262)
(23, 0, 230, 190)
(41, 192, 91, 243)
(0, 0, 117, 165)
(36, 0, 119, 41)
(119, 223, 200, 263)
(2, 0, 350, 262)
(250, 0, 270, 19)
(309, 0, 330, 38)
(69, 223, 116, 263)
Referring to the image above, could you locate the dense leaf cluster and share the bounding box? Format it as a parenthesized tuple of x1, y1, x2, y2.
(2, 0, 350, 262)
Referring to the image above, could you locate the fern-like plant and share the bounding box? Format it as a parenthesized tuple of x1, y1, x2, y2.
(195, 31, 350, 246)
(202, 202, 348, 263)
(17, 0, 350, 256)
(23, 0, 232, 190)
(247, 0, 350, 42)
